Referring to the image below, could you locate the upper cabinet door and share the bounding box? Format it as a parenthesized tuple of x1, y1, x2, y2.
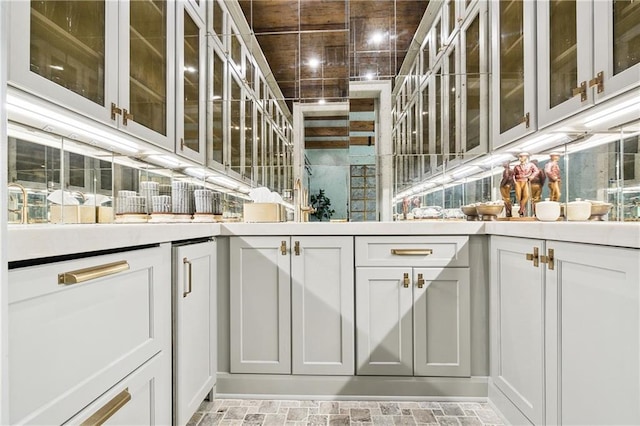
(118, 0, 176, 150)
(593, 0, 640, 103)
(537, 0, 594, 128)
(460, 1, 488, 156)
(8, 0, 119, 124)
(491, 0, 537, 148)
(176, 2, 206, 163)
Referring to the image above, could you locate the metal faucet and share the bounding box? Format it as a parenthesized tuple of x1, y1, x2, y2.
(294, 178, 315, 222)
(8, 182, 29, 224)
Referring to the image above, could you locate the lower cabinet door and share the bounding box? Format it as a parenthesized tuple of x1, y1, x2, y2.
(545, 242, 640, 426)
(173, 240, 217, 425)
(413, 268, 470, 377)
(356, 267, 413, 376)
(292, 236, 354, 375)
(490, 236, 545, 425)
(8, 244, 171, 425)
(65, 351, 171, 425)
(230, 237, 291, 374)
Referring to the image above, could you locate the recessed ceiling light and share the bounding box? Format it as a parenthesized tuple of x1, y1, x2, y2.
(308, 58, 320, 69)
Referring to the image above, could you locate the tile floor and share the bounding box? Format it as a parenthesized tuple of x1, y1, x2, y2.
(189, 399, 505, 426)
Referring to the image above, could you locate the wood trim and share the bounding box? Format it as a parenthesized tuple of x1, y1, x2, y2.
(350, 121, 375, 132)
(304, 127, 349, 137)
(305, 140, 349, 149)
(349, 136, 375, 146)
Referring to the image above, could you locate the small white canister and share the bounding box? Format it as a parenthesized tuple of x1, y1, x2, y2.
(535, 198, 560, 222)
(566, 198, 591, 221)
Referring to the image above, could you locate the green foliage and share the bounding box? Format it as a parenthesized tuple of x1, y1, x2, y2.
(310, 189, 335, 221)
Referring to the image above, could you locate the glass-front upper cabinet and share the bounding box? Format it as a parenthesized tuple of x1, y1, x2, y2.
(593, 0, 640, 102)
(9, 0, 176, 151)
(208, 43, 225, 167)
(460, 1, 488, 156)
(491, 0, 537, 148)
(537, 0, 593, 127)
(177, 2, 206, 163)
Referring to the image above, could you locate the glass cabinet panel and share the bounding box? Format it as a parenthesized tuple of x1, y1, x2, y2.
(129, 0, 167, 135)
(244, 95, 253, 178)
(435, 66, 443, 167)
(498, 0, 524, 134)
(182, 9, 201, 153)
(464, 11, 481, 152)
(230, 75, 242, 174)
(593, 0, 640, 102)
(447, 46, 457, 160)
(256, 109, 263, 186)
(30, 1, 106, 105)
(549, 0, 577, 109)
(210, 48, 224, 165)
(421, 82, 431, 175)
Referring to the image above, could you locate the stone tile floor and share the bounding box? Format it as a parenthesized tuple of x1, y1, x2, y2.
(189, 399, 505, 426)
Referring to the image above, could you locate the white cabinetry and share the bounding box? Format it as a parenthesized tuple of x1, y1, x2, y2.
(8, 0, 176, 150)
(355, 236, 470, 377)
(490, 0, 537, 148)
(230, 236, 354, 375)
(490, 236, 640, 426)
(489, 236, 545, 425)
(173, 239, 216, 426)
(7, 244, 171, 425)
(537, 0, 640, 128)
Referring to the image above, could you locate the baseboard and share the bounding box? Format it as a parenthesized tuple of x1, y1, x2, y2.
(487, 380, 532, 425)
(216, 373, 489, 400)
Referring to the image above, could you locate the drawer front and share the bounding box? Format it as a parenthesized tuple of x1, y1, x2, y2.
(355, 236, 469, 267)
(8, 244, 171, 425)
(64, 351, 171, 425)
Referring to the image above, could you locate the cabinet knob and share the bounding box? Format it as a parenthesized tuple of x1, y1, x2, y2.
(122, 108, 134, 125)
(589, 71, 604, 93)
(403, 272, 410, 288)
(280, 240, 287, 255)
(540, 248, 555, 270)
(110, 103, 122, 121)
(525, 247, 540, 267)
(294, 241, 300, 256)
(572, 81, 587, 102)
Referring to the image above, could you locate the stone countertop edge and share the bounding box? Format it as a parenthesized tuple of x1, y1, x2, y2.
(7, 221, 639, 262)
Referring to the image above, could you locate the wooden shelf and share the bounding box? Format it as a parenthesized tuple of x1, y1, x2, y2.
(130, 77, 164, 103)
(32, 10, 102, 61)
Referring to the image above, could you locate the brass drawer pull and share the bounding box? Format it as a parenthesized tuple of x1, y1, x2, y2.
(183, 257, 193, 297)
(81, 388, 131, 426)
(294, 241, 300, 256)
(58, 260, 129, 285)
(281, 240, 287, 255)
(417, 273, 425, 289)
(391, 249, 434, 256)
(122, 108, 134, 125)
(403, 272, 410, 288)
(526, 247, 540, 267)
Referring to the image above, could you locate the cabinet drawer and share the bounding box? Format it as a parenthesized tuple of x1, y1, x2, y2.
(64, 351, 171, 425)
(8, 244, 171, 425)
(355, 236, 469, 267)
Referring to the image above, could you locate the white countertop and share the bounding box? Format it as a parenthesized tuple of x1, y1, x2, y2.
(7, 220, 639, 262)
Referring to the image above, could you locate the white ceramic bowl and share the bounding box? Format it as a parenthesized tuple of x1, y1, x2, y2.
(535, 199, 560, 221)
(566, 198, 591, 221)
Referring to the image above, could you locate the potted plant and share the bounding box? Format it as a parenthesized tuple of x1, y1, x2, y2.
(310, 189, 335, 221)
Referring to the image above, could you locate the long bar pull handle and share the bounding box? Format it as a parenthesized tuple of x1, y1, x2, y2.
(183, 257, 193, 297)
(403, 272, 410, 288)
(281, 240, 287, 255)
(58, 260, 129, 285)
(294, 241, 300, 256)
(417, 273, 425, 289)
(81, 388, 131, 426)
(391, 249, 434, 256)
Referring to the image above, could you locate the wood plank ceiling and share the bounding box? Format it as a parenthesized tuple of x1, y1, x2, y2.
(238, 0, 429, 149)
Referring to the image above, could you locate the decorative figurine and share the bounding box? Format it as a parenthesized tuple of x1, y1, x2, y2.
(500, 161, 515, 217)
(402, 196, 410, 220)
(529, 159, 546, 211)
(544, 152, 562, 202)
(513, 152, 539, 217)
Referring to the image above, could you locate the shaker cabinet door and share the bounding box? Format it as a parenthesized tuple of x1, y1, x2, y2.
(413, 268, 470, 377)
(292, 236, 354, 375)
(230, 237, 291, 374)
(545, 241, 640, 426)
(356, 267, 413, 376)
(173, 240, 217, 426)
(490, 236, 545, 425)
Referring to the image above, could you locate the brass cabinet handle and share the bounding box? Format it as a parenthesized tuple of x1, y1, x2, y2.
(294, 241, 300, 256)
(58, 260, 129, 285)
(572, 81, 587, 102)
(110, 102, 122, 120)
(122, 108, 134, 125)
(403, 272, 410, 288)
(281, 240, 287, 255)
(391, 249, 434, 256)
(521, 112, 530, 128)
(81, 388, 131, 426)
(540, 248, 555, 270)
(589, 71, 604, 93)
(183, 257, 193, 297)
(417, 273, 425, 289)
(525, 247, 540, 267)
